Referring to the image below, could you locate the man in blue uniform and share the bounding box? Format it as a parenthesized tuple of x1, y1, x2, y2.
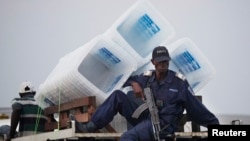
(71, 46, 219, 141)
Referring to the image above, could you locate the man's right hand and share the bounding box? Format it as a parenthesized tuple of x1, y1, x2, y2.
(131, 82, 145, 100)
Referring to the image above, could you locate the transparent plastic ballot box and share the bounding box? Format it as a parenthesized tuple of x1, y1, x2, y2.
(131, 37, 216, 93)
(168, 38, 216, 93)
(36, 35, 137, 108)
(104, 0, 176, 68)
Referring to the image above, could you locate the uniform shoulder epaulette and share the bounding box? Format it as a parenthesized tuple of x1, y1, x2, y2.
(175, 72, 186, 81)
(143, 70, 153, 76)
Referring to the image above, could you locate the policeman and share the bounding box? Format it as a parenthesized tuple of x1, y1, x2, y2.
(8, 81, 47, 140)
(71, 46, 219, 141)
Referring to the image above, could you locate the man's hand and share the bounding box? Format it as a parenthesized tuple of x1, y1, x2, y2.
(131, 82, 145, 100)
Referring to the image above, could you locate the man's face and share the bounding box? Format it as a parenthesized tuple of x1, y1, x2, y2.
(152, 60, 169, 73)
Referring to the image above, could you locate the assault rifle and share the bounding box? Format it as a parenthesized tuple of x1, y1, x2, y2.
(144, 87, 165, 141)
(135, 87, 164, 141)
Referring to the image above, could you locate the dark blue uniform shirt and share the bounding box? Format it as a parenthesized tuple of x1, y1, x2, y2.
(124, 69, 219, 131)
(91, 69, 219, 140)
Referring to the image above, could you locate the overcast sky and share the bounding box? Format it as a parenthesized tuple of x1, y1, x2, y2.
(1, 0, 250, 116)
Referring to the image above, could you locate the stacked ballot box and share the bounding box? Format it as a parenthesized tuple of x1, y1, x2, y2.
(34, 0, 216, 132)
(133, 38, 216, 93)
(104, 0, 176, 68)
(36, 0, 177, 109)
(169, 38, 216, 92)
(35, 0, 177, 132)
(36, 35, 137, 108)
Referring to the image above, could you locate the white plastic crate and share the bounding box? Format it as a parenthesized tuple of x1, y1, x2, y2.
(36, 35, 137, 108)
(104, 0, 175, 68)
